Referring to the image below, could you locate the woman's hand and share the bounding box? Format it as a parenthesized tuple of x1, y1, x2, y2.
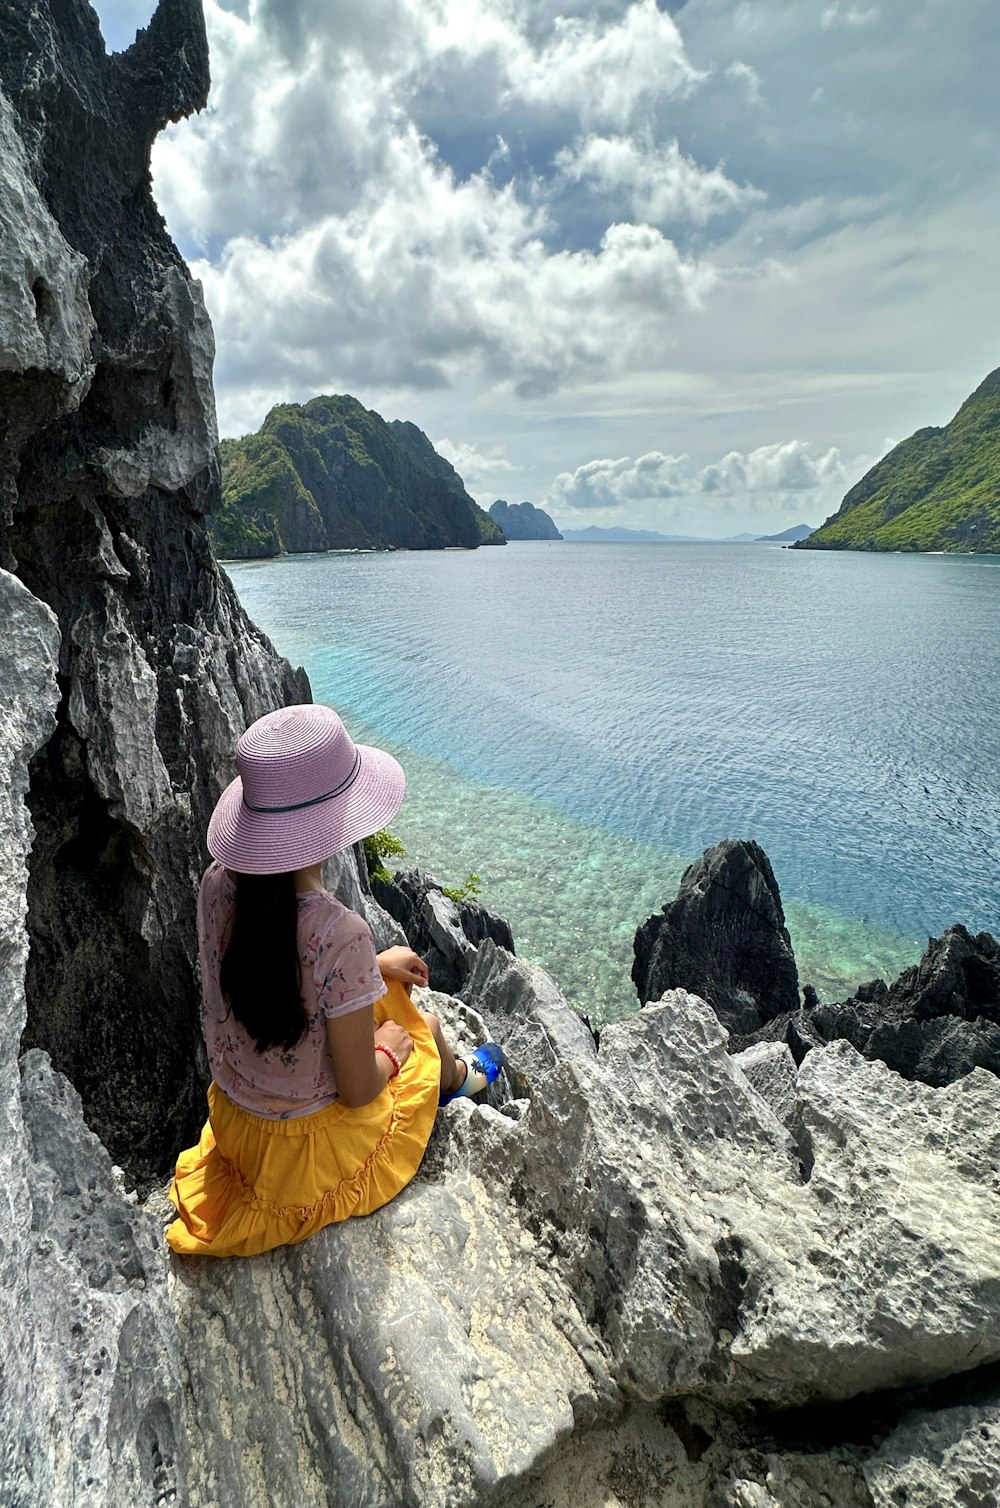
(376, 946, 430, 991)
(375, 1019, 414, 1068)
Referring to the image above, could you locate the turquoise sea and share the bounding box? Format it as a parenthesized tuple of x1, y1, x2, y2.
(226, 542, 1000, 1024)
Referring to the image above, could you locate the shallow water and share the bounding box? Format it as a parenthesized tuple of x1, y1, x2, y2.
(226, 542, 1000, 1022)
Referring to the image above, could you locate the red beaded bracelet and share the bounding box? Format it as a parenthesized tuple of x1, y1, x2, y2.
(375, 1043, 402, 1078)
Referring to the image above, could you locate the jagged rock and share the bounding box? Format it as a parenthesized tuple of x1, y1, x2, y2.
(0, 0, 307, 1185)
(372, 866, 516, 994)
(863, 1387, 1000, 1506)
(734, 925, 1000, 1086)
(715, 1368, 1000, 1507)
(0, 88, 94, 547)
(460, 937, 599, 1095)
(0, 567, 185, 1508)
(17, 1052, 187, 1508)
(733, 1040, 800, 1140)
(165, 945, 1000, 1505)
(323, 841, 408, 950)
(633, 840, 800, 1034)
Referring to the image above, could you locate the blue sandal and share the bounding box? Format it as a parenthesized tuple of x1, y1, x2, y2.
(439, 1042, 504, 1106)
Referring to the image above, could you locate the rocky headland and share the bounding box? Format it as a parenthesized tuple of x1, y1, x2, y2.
(798, 366, 1000, 553)
(2, 4, 1000, 1506)
(214, 395, 505, 557)
(488, 498, 564, 540)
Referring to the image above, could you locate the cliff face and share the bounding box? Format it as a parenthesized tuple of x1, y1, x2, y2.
(799, 367, 1000, 552)
(0, 0, 306, 1186)
(489, 498, 564, 540)
(214, 395, 505, 556)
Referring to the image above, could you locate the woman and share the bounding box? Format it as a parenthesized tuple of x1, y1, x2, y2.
(166, 703, 501, 1258)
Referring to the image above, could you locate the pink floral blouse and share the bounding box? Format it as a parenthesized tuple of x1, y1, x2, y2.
(198, 860, 386, 1119)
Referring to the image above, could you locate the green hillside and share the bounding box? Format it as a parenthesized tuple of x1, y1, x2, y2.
(211, 395, 505, 558)
(796, 367, 1000, 553)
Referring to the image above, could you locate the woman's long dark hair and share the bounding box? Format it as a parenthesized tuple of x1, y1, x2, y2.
(219, 872, 307, 1053)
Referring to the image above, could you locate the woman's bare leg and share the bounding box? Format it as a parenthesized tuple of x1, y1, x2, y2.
(418, 1010, 465, 1093)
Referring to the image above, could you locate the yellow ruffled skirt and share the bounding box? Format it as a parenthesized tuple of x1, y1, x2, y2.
(165, 981, 440, 1257)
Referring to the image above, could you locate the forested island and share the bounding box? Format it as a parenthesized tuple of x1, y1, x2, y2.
(799, 366, 1000, 552)
(213, 395, 505, 557)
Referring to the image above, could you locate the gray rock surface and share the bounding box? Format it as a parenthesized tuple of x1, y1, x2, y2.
(460, 936, 598, 1094)
(166, 954, 1000, 1505)
(732, 1040, 799, 1131)
(323, 841, 408, 949)
(373, 866, 516, 994)
(864, 1388, 1000, 1506)
(0, 567, 186, 1508)
(633, 839, 800, 1034)
(15, 1052, 187, 1508)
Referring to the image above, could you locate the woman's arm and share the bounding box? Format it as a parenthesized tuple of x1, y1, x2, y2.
(325, 1004, 413, 1108)
(376, 946, 430, 991)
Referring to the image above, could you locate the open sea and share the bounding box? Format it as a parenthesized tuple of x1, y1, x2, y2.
(225, 542, 1000, 1024)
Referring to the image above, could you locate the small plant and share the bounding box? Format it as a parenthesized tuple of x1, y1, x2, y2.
(441, 872, 482, 904)
(362, 829, 405, 883)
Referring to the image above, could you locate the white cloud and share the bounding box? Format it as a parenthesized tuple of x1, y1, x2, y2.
(133, 0, 999, 539)
(821, 4, 880, 28)
(150, 0, 744, 432)
(486, 135, 511, 173)
(505, 0, 706, 128)
(194, 189, 717, 422)
(697, 440, 845, 494)
(725, 60, 764, 106)
(434, 437, 517, 482)
(547, 452, 690, 510)
(555, 134, 765, 226)
(546, 441, 846, 516)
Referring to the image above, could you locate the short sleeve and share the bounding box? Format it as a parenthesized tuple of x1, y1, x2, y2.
(311, 906, 387, 1020)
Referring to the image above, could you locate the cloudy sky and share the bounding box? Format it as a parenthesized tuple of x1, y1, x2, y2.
(95, 0, 998, 535)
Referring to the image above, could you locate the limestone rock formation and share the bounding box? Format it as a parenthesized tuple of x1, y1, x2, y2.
(0, 0, 307, 1186)
(812, 922, 1000, 1080)
(0, 567, 185, 1508)
(632, 839, 800, 1033)
(489, 498, 564, 540)
(640, 843, 1000, 1087)
(170, 952, 1000, 1506)
(372, 866, 516, 994)
(734, 923, 1000, 1085)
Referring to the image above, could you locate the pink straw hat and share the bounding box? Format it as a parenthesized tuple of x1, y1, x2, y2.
(207, 704, 405, 874)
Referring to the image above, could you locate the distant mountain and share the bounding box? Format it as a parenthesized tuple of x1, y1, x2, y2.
(212, 395, 505, 558)
(561, 525, 761, 543)
(754, 524, 816, 543)
(489, 500, 563, 540)
(562, 525, 708, 543)
(797, 367, 1000, 553)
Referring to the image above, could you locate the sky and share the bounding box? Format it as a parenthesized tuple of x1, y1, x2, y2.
(93, 0, 999, 536)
